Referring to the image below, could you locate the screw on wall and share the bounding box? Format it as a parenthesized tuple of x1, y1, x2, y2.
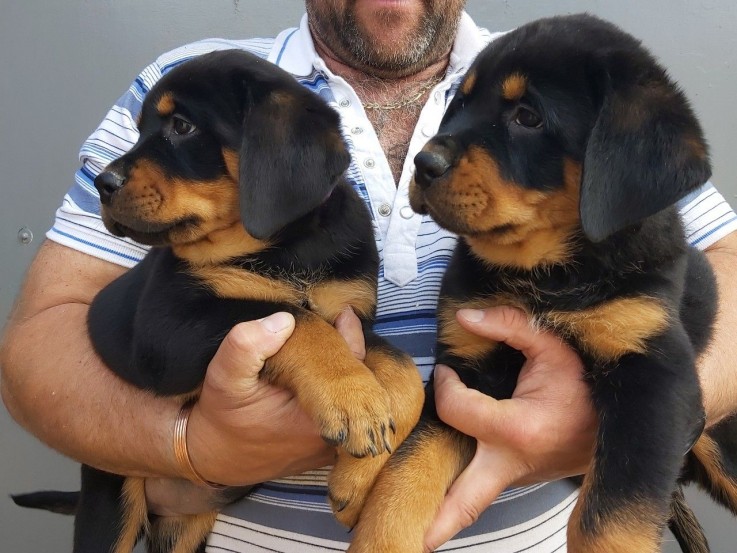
(17, 227, 33, 245)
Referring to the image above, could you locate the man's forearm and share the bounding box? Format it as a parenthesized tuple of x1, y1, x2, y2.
(1, 301, 182, 478)
(701, 232, 737, 425)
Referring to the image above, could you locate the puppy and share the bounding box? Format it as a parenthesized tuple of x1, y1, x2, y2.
(12, 49, 424, 553)
(347, 14, 737, 553)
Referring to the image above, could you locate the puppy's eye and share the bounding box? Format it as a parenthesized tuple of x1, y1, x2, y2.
(514, 107, 543, 129)
(171, 116, 196, 136)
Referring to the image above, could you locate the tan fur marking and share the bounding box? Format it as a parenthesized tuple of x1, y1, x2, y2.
(569, 493, 662, 552)
(152, 512, 218, 553)
(568, 456, 663, 553)
(502, 73, 527, 101)
(331, 449, 392, 528)
(190, 265, 301, 304)
(461, 70, 477, 95)
(348, 426, 474, 553)
(362, 347, 424, 447)
(156, 93, 175, 116)
(438, 152, 581, 269)
(307, 278, 377, 323)
(103, 159, 242, 246)
(265, 310, 392, 459)
(222, 148, 240, 182)
(437, 298, 506, 361)
(113, 477, 149, 553)
(692, 433, 737, 511)
(545, 296, 670, 361)
(329, 346, 423, 527)
(173, 223, 269, 266)
(166, 174, 240, 239)
(265, 309, 372, 390)
(568, 510, 662, 553)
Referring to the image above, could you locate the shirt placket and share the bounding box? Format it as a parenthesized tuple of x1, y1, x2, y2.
(323, 67, 458, 287)
(328, 77, 397, 237)
(382, 85, 452, 286)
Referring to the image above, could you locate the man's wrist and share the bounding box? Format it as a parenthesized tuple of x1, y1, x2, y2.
(174, 399, 225, 489)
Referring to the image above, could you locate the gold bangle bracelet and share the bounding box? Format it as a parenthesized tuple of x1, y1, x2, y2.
(173, 399, 224, 489)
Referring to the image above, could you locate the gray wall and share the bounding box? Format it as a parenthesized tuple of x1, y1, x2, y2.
(1, 1, 735, 551)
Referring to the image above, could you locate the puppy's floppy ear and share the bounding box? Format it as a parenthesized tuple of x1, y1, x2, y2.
(580, 57, 711, 242)
(238, 88, 351, 240)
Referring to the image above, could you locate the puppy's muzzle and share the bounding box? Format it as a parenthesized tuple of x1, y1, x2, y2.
(95, 170, 127, 205)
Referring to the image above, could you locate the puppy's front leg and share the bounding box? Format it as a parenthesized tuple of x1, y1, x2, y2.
(328, 334, 424, 528)
(263, 309, 393, 459)
(569, 338, 704, 553)
(347, 419, 475, 553)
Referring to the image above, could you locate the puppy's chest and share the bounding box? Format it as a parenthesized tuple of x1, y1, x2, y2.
(189, 263, 377, 323)
(438, 268, 671, 366)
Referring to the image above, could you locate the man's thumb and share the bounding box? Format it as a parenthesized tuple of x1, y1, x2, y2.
(208, 312, 295, 383)
(434, 365, 515, 439)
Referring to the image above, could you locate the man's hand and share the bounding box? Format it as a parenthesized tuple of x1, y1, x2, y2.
(186, 311, 335, 487)
(424, 306, 597, 551)
(147, 308, 366, 514)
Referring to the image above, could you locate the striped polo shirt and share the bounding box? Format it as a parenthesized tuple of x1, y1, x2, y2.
(47, 12, 737, 553)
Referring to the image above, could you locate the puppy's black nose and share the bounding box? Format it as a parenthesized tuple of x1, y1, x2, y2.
(94, 171, 126, 205)
(414, 151, 452, 190)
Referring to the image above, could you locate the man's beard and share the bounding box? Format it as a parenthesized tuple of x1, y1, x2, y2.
(307, 0, 465, 75)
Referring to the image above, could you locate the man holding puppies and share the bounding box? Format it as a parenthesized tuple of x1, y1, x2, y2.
(3, 1, 737, 551)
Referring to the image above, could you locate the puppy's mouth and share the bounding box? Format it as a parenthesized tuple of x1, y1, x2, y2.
(411, 192, 519, 239)
(483, 223, 517, 236)
(411, 192, 471, 235)
(408, 179, 430, 215)
(106, 216, 200, 246)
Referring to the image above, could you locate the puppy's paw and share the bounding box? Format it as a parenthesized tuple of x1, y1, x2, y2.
(313, 372, 394, 458)
(328, 451, 389, 528)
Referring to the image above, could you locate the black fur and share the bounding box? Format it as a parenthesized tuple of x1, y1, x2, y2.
(358, 14, 737, 553)
(89, 179, 376, 396)
(13, 49, 413, 553)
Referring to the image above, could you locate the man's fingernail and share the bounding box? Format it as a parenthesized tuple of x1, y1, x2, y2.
(434, 364, 451, 380)
(259, 312, 293, 333)
(458, 308, 484, 323)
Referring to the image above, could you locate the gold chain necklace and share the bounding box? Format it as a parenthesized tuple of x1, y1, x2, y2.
(362, 75, 443, 111)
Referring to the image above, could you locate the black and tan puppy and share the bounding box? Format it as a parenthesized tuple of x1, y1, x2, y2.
(12, 50, 424, 553)
(347, 14, 737, 553)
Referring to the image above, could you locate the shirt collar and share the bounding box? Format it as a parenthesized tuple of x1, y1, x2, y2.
(267, 14, 319, 77)
(447, 11, 488, 77)
(268, 11, 488, 80)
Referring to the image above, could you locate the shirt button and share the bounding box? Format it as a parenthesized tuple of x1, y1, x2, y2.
(351, 127, 363, 134)
(364, 158, 375, 168)
(378, 203, 392, 217)
(339, 99, 351, 108)
(400, 206, 415, 219)
(421, 125, 435, 137)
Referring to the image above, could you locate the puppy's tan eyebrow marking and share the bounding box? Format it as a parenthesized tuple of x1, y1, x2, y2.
(156, 93, 176, 116)
(501, 73, 527, 101)
(460, 70, 477, 95)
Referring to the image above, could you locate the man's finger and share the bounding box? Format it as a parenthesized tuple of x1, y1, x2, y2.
(456, 306, 560, 359)
(433, 365, 516, 439)
(334, 307, 366, 360)
(208, 312, 295, 382)
(423, 449, 515, 552)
